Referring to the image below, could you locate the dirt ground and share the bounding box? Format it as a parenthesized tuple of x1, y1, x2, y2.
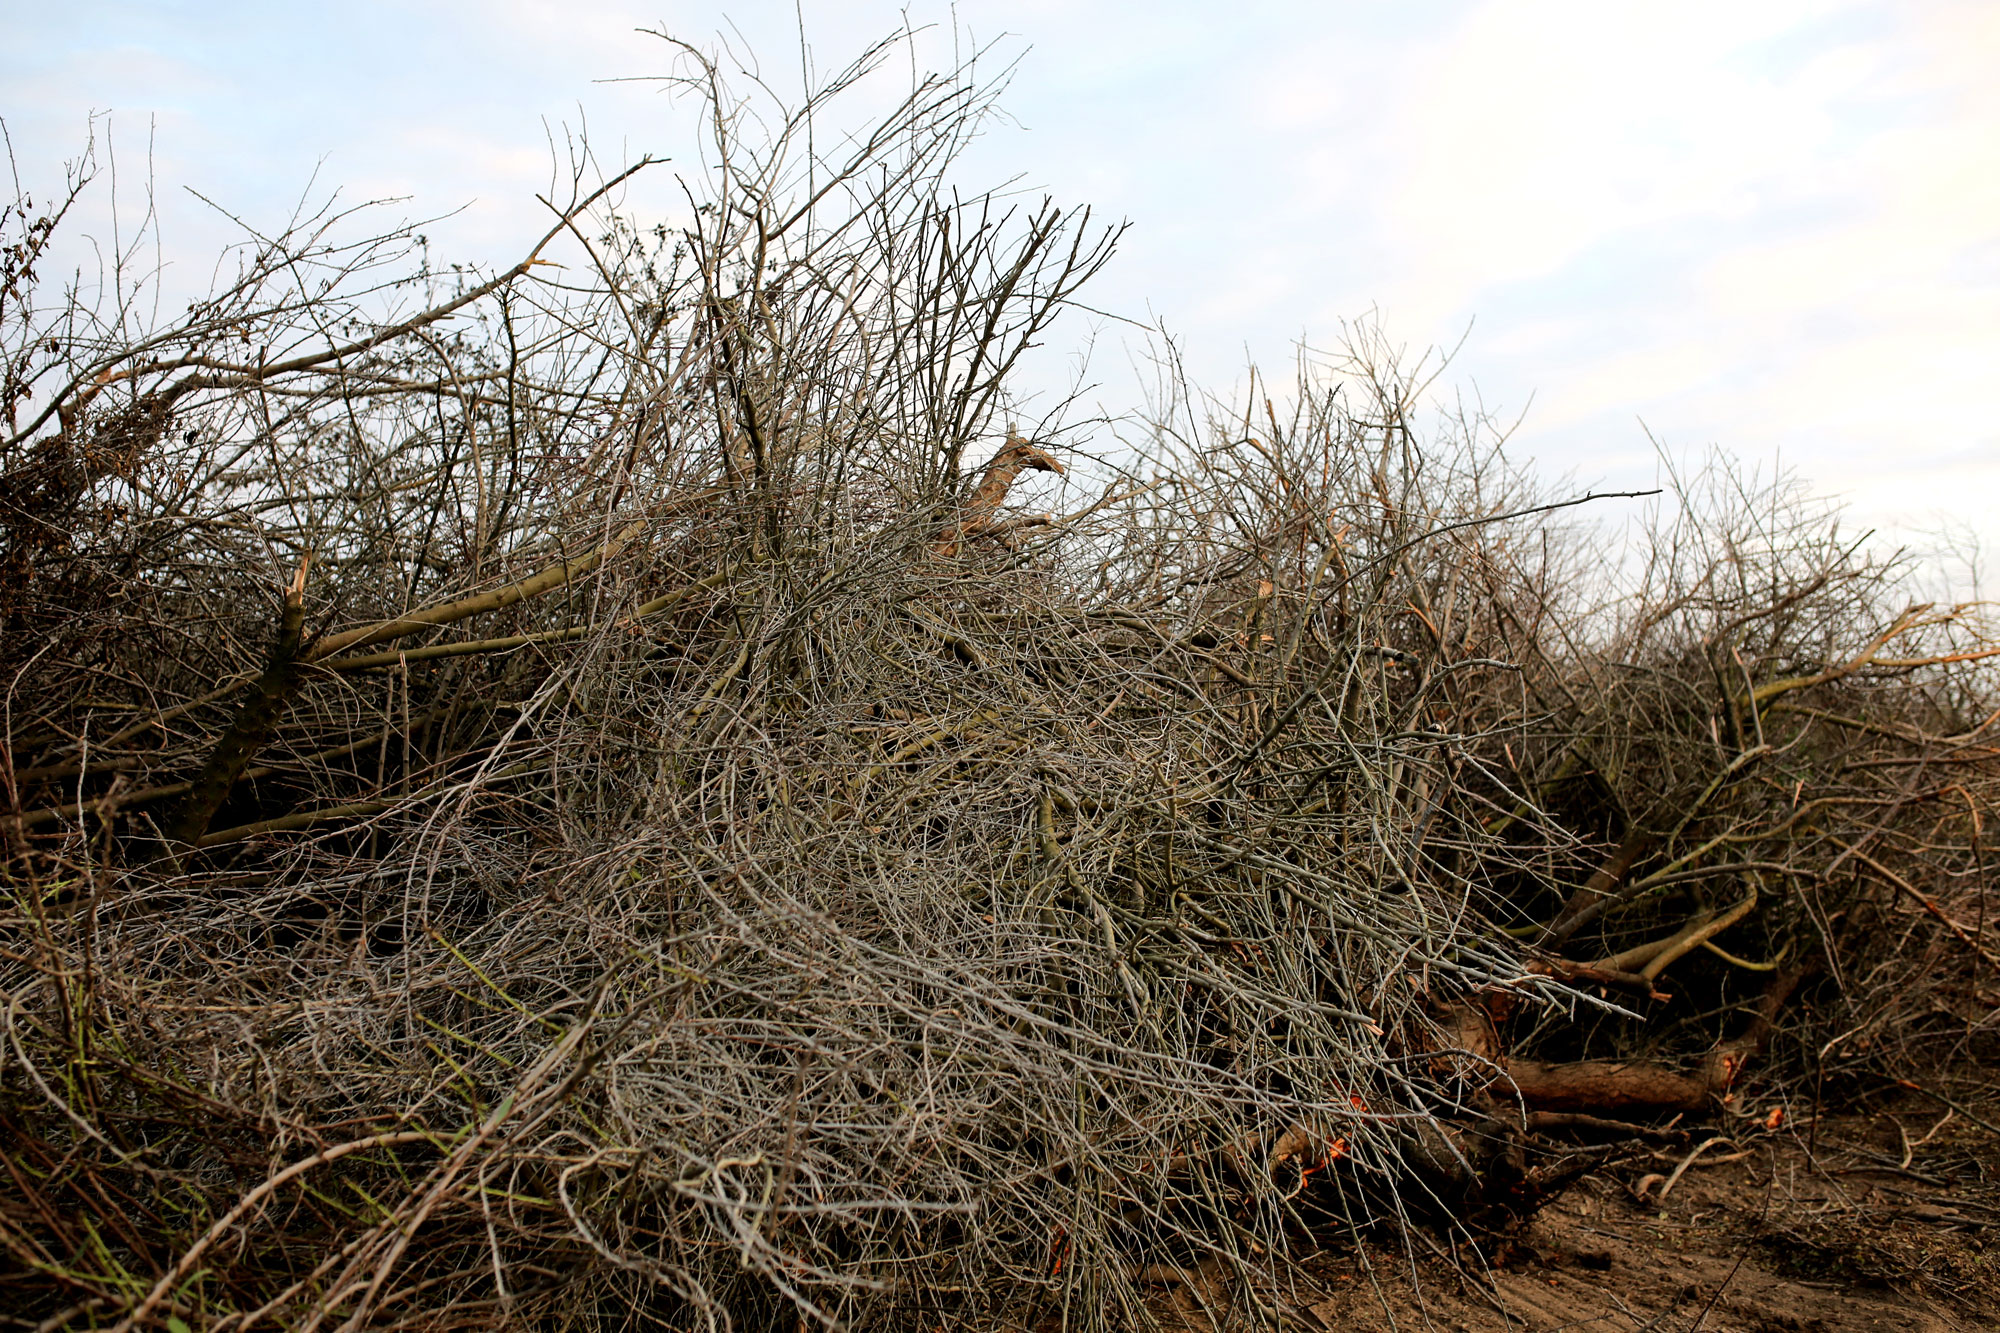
(1136, 1105, 2000, 1333)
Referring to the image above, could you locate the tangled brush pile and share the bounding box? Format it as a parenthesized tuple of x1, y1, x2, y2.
(5, 33, 1996, 1333)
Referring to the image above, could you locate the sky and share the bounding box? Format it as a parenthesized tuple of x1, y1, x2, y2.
(4, 1, 1997, 573)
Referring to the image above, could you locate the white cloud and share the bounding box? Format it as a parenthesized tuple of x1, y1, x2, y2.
(1379, 1, 1873, 329)
(1320, 0, 2000, 551)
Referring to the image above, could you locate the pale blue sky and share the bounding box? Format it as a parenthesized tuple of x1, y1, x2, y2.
(5, 1, 1996, 564)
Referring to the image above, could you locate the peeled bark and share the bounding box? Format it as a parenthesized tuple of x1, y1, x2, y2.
(933, 436, 1063, 556)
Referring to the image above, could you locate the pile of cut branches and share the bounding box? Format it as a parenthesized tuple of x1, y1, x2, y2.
(3, 33, 1995, 1333)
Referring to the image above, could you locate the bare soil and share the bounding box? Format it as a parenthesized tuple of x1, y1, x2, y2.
(1130, 1108, 2000, 1333)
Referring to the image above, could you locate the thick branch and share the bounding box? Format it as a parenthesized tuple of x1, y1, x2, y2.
(168, 565, 309, 845)
(309, 521, 643, 661)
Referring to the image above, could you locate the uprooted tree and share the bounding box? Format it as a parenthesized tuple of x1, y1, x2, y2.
(3, 31, 1997, 1333)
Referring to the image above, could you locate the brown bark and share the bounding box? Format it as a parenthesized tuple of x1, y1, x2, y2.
(1496, 1058, 1719, 1116)
(933, 436, 1063, 557)
(1524, 957, 1666, 1000)
(1487, 952, 1817, 1119)
(168, 565, 308, 845)
(1540, 829, 1654, 948)
(1524, 1111, 1688, 1142)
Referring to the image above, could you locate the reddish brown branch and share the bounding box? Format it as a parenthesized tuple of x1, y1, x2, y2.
(933, 435, 1063, 557)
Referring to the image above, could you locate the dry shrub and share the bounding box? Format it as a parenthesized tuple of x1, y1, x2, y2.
(2, 32, 1995, 1333)
(1494, 454, 2000, 1104)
